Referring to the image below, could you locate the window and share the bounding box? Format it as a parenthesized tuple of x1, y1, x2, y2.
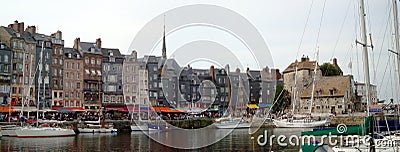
(97, 59, 101, 65)
(68, 53, 72, 58)
(108, 85, 116, 92)
(60, 48, 63, 55)
(329, 90, 334, 96)
(77, 82, 80, 89)
(85, 57, 89, 65)
(54, 92, 57, 98)
(4, 55, 8, 63)
(109, 75, 116, 82)
(65, 82, 68, 89)
(111, 96, 115, 102)
(71, 92, 74, 99)
(59, 59, 63, 65)
(66, 62, 68, 69)
(91, 58, 95, 65)
(4, 65, 9, 72)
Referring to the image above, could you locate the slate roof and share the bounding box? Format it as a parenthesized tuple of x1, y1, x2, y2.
(1, 26, 20, 38)
(299, 75, 351, 98)
(64, 47, 82, 60)
(102, 48, 122, 57)
(79, 42, 102, 55)
(22, 32, 36, 44)
(283, 60, 319, 74)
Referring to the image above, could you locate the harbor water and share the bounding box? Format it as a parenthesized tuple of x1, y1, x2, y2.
(0, 128, 310, 151)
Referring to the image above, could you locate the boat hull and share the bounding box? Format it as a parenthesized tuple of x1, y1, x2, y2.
(214, 121, 252, 129)
(273, 119, 330, 128)
(15, 127, 76, 138)
(78, 128, 117, 133)
(131, 125, 148, 131)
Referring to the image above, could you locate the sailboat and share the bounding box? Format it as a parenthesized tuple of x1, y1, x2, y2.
(214, 70, 252, 129)
(15, 41, 75, 138)
(130, 70, 148, 131)
(273, 52, 330, 128)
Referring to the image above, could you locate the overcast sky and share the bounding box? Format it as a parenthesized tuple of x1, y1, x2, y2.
(1, 0, 398, 101)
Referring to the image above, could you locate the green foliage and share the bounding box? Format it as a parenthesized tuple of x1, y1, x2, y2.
(320, 63, 342, 76)
(272, 82, 291, 113)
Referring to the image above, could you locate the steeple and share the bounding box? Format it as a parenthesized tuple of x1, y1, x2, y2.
(162, 14, 167, 59)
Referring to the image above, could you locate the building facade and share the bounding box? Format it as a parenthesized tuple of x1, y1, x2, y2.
(122, 51, 139, 106)
(0, 41, 12, 105)
(50, 31, 64, 109)
(74, 38, 103, 111)
(102, 48, 124, 107)
(0, 22, 36, 109)
(283, 55, 322, 113)
(299, 75, 355, 114)
(33, 33, 53, 110)
(63, 48, 84, 108)
(354, 82, 377, 112)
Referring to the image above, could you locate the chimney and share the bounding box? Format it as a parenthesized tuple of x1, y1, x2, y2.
(333, 58, 338, 66)
(131, 50, 137, 59)
(52, 30, 62, 39)
(301, 55, 307, 62)
(26, 26, 36, 34)
(210, 66, 215, 82)
(8, 20, 24, 34)
(236, 68, 241, 73)
(96, 38, 102, 49)
(225, 64, 230, 72)
(73, 38, 80, 50)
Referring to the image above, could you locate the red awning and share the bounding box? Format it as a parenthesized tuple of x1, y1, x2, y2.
(67, 107, 85, 111)
(104, 106, 128, 112)
(0, 106, 14, 113)
(52, 106, 63, 110)
(151, 106, 185, 113)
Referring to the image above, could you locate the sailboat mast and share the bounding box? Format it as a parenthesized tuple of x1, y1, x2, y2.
(21, 51, 26, 120)
(392, 0, 400, 120)
(309, 49, 319, 114)
(359, 0, 371, 116)
(37, 42, 43, 125)
(292, 65, 298, 114)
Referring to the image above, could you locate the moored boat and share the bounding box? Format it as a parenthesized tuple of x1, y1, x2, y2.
(15, 127, 75, 138)
(273, 118, 330, 128)
(0, 125, 20, 137)
(214, 119, 252, 129)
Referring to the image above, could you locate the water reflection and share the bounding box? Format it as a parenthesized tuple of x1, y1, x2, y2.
(0, 128, 310, 152)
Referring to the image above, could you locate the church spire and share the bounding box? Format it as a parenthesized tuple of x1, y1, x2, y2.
(162, 14, 167, 59)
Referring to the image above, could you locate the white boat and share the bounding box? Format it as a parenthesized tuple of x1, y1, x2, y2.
(15, 127, 75, 138)
(214, 119, 252, 129)
(273, 118, 330, 128)
(131, 124, 148, 131)
(0, 125, 21, 137)
(78, 119, 117, 133)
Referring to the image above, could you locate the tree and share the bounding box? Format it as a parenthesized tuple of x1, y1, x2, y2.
(272, 82, 290, 114)
(320, 63, 342, 76)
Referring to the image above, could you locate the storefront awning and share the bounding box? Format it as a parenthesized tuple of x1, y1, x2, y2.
(152, 106, 185, 113)
(0, 106, 14, 113)
(258, 103, 272, 108)
(105, 106, 128, 112)
(247, 104, 259, 109)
